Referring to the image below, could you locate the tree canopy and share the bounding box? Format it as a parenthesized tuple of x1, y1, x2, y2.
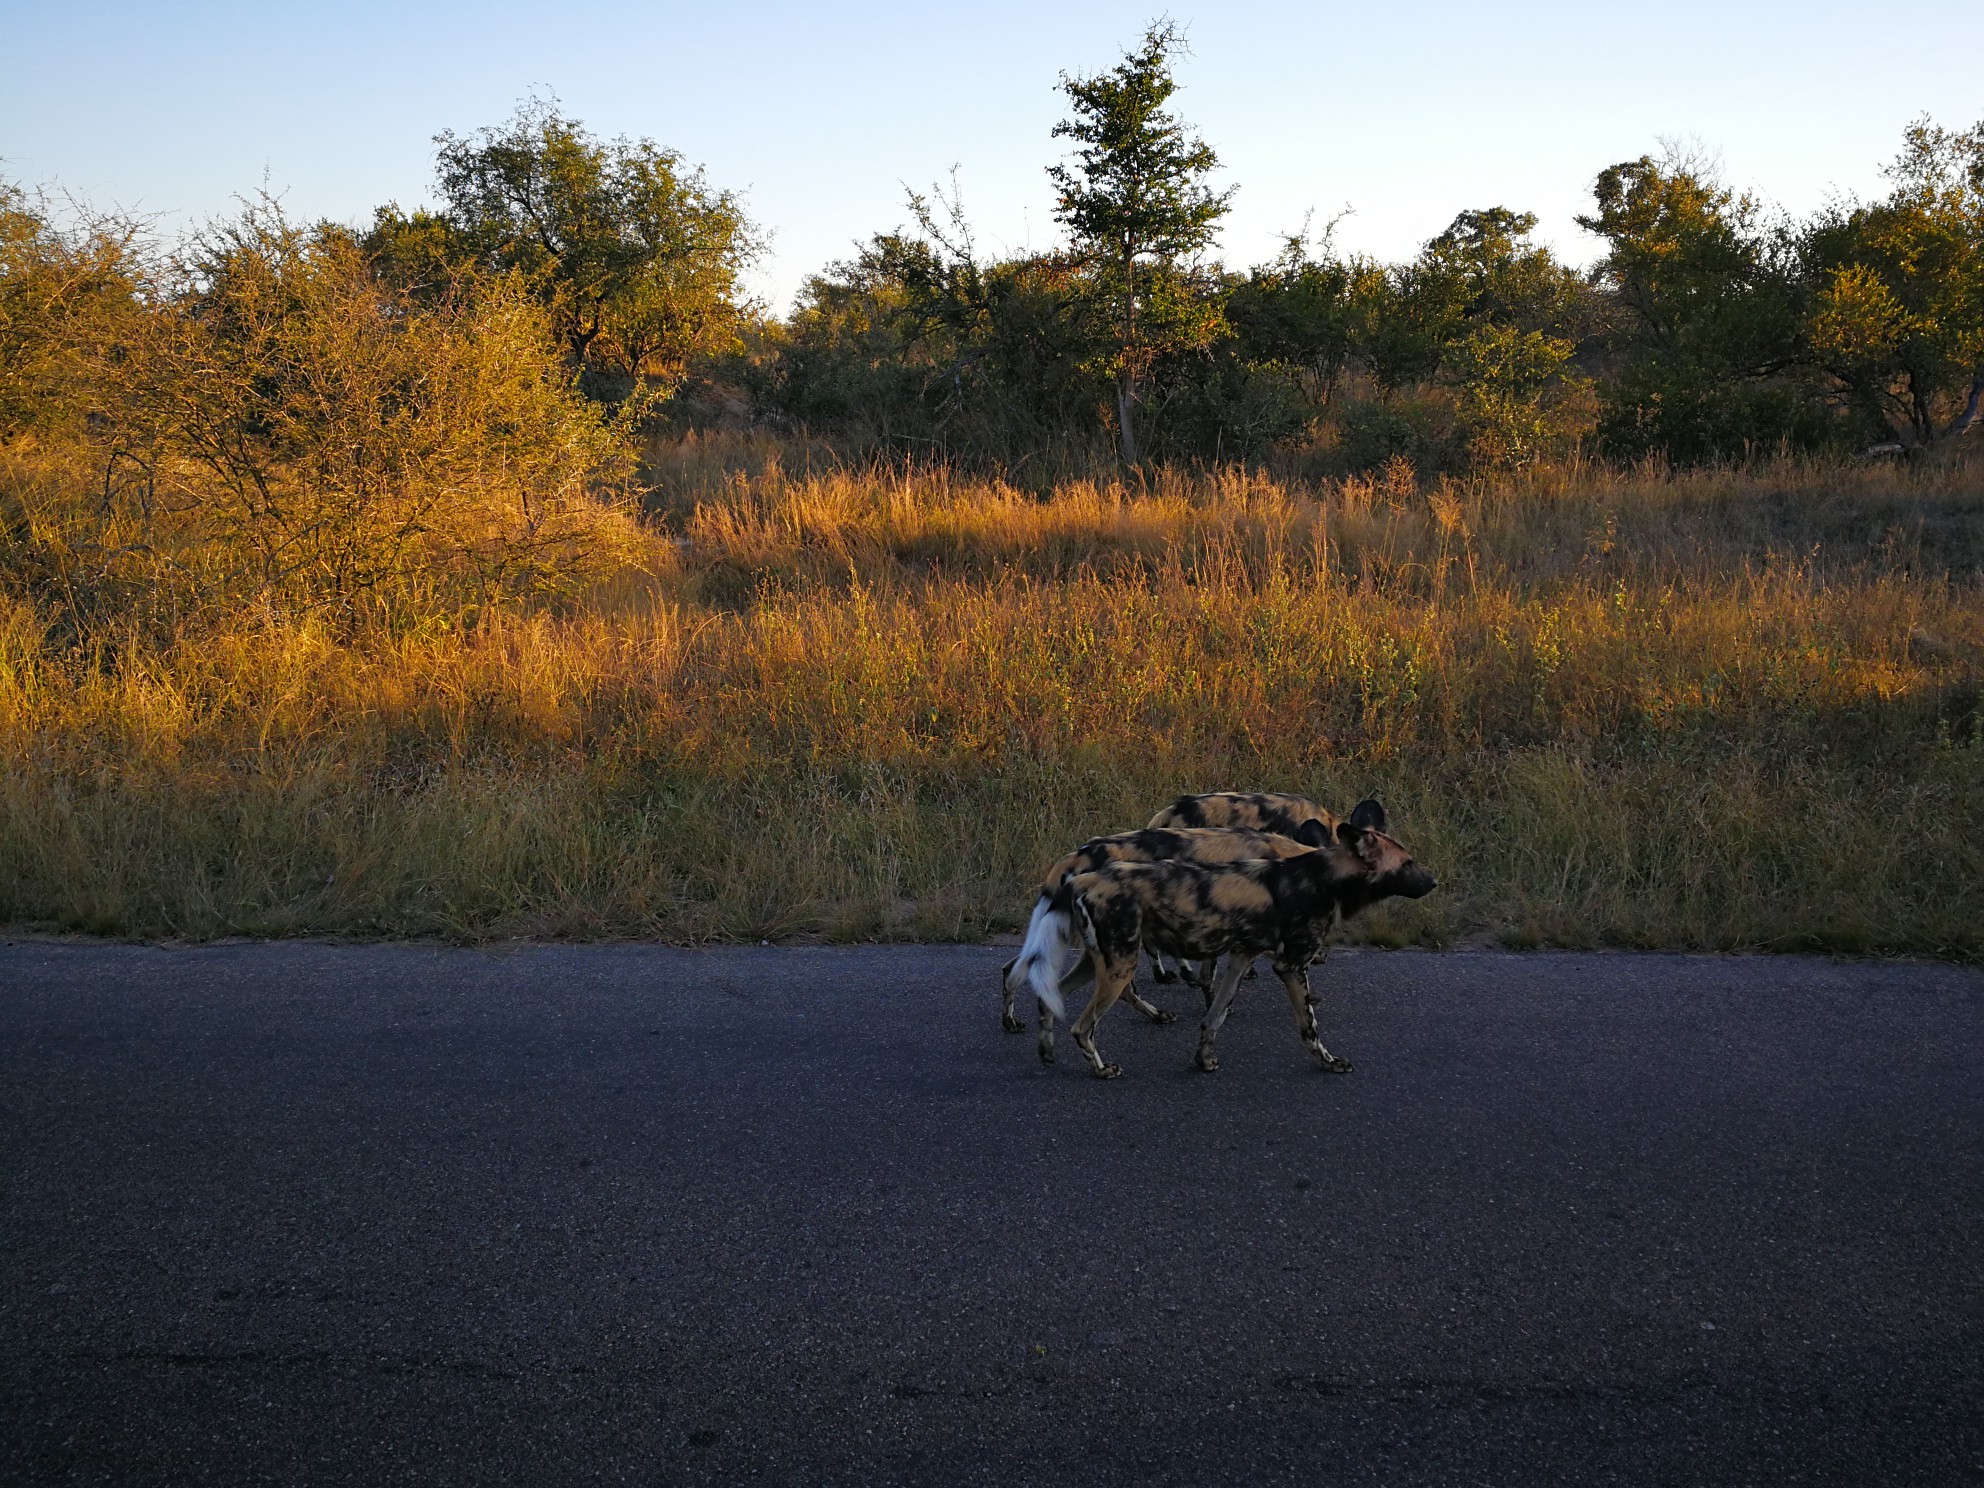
(372, 99, 760, 405)
(1802, 120, 1984, 449)
(23, 68, 1968, 482)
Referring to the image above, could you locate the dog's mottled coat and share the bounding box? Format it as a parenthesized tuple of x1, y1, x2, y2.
(1141, 794, 1339, 982)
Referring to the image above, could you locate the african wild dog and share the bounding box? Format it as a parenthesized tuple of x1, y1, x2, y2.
(1142, 793, 1341, 984)
(1013, 799, 1435, 1078)
(998, 824, 1331, 1033)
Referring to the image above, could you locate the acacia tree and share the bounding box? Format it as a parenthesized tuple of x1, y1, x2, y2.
(1223, 229, 1376, 413)
(1048, 23, 1232, 464)
(375, 99, 759, 403)
(0, 184, 145, 443)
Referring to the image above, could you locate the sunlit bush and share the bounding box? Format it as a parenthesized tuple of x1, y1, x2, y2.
(2, 194, 648, 634)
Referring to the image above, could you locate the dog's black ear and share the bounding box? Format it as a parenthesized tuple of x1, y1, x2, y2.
(1335, 820, 1360, 846)
(1348, 798, 1387, 832)
(1295, 818, 1331, 849)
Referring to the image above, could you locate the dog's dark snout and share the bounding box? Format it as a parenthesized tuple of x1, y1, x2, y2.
(1402, 867, 1438, 898)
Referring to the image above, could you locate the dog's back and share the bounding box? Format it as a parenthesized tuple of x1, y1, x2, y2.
(1148, 791, 1338, 842)
(1038, 824, 1315, 897)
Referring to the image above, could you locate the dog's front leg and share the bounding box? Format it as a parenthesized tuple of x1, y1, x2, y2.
(1275, 962, 1351, 1072)
(1190, 958, 1220, 1007)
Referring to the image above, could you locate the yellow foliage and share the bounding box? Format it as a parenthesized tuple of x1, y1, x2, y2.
(1, 453, 1979, 951)
(2, 198, 651, 631)
(1810, 263, 1916, 364)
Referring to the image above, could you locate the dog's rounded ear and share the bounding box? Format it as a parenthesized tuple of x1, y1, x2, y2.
(1295, 818, 1331, 849)
(1335, 820, 1360, 846)
(1348, 798, 1387, 833)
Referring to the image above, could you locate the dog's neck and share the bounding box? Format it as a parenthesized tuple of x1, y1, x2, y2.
(1274, 846, 1376, 920)
(1323, 844, 1385, 918)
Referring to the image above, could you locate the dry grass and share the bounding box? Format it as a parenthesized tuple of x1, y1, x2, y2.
(2, 447, 1980, 954)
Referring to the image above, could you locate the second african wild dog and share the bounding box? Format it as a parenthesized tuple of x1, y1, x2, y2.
(998, 823, 1332, 1033)
(1143, 793, 1341, 984)
(1148, 790, 1339, 839)
(1013, 799, 1436, 1078)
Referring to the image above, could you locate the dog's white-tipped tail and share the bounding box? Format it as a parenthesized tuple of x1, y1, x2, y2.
(1010, 891, 1080, 1022)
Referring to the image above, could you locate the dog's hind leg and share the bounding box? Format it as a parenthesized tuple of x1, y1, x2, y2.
(1069, 957, 1136, 1079)
(1120, 972, 1175, 1025)
(1056, 951, 1094, 1011)
(1000, 948, 1077, 1035)
(999, 957, 1023, 1033)
(1111, 956, 1166, 1023)
(1193, 956, 1249, 1072)
(1033, 949, 1093, 1063)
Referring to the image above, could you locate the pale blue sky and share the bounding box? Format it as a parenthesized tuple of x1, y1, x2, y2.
(3, 2, 1977, 309)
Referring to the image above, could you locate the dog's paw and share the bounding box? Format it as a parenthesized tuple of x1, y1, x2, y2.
(1195, 1050, 1220, 1073)
(1151, 966, 1177, 984)
(1317, 1054, 1353, 1074)
(1150, 1009, 1177, 1025)
(1037, 1044, 1056, 1066)
(1001, 1014, 1025, 1034)
(1092, 1062, 1124, 1080)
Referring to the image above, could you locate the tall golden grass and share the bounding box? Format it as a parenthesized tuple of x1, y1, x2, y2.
(2, 441, 1980, 954)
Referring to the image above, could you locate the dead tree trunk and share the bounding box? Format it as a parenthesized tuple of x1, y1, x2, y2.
(1947, 372, 1983, 440)
(1862, 372, 1983, 459)
(1115, 372, 1140, 467)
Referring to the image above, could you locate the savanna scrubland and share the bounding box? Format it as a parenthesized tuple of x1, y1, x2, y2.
(3, 29, 1980, 954)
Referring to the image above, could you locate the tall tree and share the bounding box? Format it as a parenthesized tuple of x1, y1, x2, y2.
(1048, 23, 1233, 465)
(1576, 153, 1810, 460)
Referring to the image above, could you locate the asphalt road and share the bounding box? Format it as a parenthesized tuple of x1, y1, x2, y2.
(2, 941, 1979, 1486)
